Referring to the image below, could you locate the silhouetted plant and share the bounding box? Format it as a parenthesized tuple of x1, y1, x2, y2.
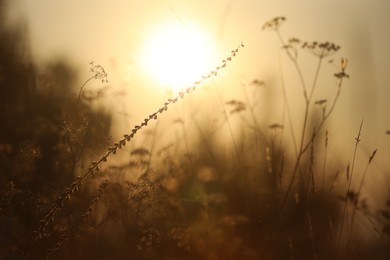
(25, 43, 244, 258)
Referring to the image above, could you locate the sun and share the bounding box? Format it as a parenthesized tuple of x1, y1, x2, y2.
(140, 23, 215, 92)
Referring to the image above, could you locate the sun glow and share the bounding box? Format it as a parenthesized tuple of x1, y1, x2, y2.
(140, 23, 215, 92)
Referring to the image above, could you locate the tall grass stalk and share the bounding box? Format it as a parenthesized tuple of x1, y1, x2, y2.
(24, 43, 244, 258)
(337, 120, 363, 255)
(346, 149, 377, 259)
(212, 80, 242, 165)
(278, 52, 298, 156)
(321, 130, 329, 200)
(240, 80, 269, 147)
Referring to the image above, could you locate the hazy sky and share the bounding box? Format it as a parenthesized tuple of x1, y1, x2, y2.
(6, 0, 390, 181)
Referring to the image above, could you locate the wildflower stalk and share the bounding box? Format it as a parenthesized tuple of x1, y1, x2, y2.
(337, 120, 363, 255)
(271, 19, 346, 210)
(262, 17, 348, 257)
(346, 149, 377, 259)
(276, 29, 309, 102)
(24, 43, 244, 257)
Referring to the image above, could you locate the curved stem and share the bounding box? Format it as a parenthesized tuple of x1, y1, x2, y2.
(64, 75, 96, 120)
(276, 30, 308, 102)
(308, 56, 323, 101)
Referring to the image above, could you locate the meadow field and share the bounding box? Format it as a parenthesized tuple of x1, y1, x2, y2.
(1, 1, 390, 259)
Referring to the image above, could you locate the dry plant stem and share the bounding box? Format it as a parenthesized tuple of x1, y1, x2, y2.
(241, 82, 269, 147)
(192, 117, 219, 162)
(265, 26, 346, 258)
(276, 28, 344, 156)
(64, 75, 95, 120)
(337, 120, 363, 255)
(309, 130, 316, 193)
(276, 42, 325, 211)
(276, 30, 308, 101)
(76, 76, 95, 106)
(179, 120, 194, 169)
(65, 61, 108, 120)
(44, 180, 109, 259)
(308, 56, 324, 100)
(95, 183, 151, 229)
(274, 31, 312, 211)
(172, 103, 193, 166)
(321, 130, 329, 199)
(300, 77, 343, 154)
(297, 55, 323, 156)
(265, 29, 316, 257)
(282, 71, 344, 199)
(60, 123, 85, 175)
(346, 149, 377, 259)
(307, 211, 318, 260)
(278, 53, 298, 155)
(25, 43, 244, 255)
(212, 80, 242, 165)
(276, 28, 324, 177)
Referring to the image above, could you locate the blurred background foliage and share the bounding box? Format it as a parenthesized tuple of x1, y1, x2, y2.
(0, 1, 390, 259)
(0, 1, 111, 257)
